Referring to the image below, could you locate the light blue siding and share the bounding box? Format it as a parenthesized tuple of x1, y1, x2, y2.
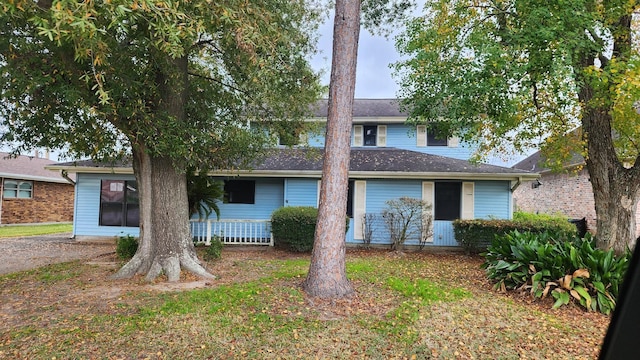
(433, 221, 458, 246)
(307, 124, 476, 159)
(210, 178, 284, 220)
(284, 178, 319, 207)
(74, 173, 140, 237)
(475, 181, 511, 219)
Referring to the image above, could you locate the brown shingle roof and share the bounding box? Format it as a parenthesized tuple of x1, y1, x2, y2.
(55, 148, 535, 179)
(0, 152, 72, 183)
(312, 99, 406, 118)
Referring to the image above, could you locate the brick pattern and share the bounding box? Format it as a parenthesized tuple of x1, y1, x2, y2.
(513, 168, 640, 237)
(1, 181, 74, 224)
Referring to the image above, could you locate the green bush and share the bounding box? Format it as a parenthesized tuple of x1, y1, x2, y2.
(271, 206, 349, 252)
(116, 234, 138, 260)
(203, 237, 223, 261)
(454, 212, 577, 254)
(482, 230, 630, 314)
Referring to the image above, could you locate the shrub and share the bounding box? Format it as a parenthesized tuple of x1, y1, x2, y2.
(482, 230, 630, 314)
(116, 234, 138, 260)
(203, 237, 223, 261)
(454, 212, 577, 254)
(381, 197, 432, 251)
(271, 206, 349, 252)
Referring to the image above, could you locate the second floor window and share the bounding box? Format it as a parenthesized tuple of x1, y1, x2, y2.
(363, 126, 377, 146)
(353, 125, 387, 147)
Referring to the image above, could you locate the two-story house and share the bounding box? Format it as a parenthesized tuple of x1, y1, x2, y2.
(47, 99, 537, 247)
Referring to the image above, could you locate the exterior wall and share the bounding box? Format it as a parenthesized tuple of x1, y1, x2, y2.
(74, 173, 139, 237)
(212, 178, 284, 220)
(514, 169, 640, 237)
(513, 169, 595, 230)
(306, 124, 475, 159)
(475, 180, 512, 219)
(1, 180, 74, 224)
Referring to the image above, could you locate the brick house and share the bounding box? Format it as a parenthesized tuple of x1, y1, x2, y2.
(0, 152, 75, 224)
(512, 151, 640, 237)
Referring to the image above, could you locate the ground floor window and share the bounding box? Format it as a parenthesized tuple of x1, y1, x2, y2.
(99, 180, 139, 227)
(224, 180, 255, 204)
(434, 182, 461, 220)
(3, 179, 33, 199)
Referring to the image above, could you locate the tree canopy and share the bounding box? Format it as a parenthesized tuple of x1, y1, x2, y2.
(395, 0, 640, 252)
(395, 0, 639, 167)
(0, 0, 323, 166)
(0, 0, 324, 281)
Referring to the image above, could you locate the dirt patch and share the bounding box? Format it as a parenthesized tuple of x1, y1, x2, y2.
(0, 234, 115, 275)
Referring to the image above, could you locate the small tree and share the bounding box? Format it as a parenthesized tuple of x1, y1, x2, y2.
(381, 197, 432, 251)
(361, 213, 379, 248)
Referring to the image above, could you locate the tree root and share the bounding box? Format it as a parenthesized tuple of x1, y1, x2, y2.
(111, 251, 215, 282)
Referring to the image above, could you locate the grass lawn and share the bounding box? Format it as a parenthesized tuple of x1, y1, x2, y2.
(0, 223, 72, 238)
(0, 248, 609, 359)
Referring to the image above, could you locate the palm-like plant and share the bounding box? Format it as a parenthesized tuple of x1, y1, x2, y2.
(187, 169, 223, 220)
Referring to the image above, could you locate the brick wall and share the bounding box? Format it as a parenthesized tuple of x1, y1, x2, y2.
(1, 181, 74, 224)
(513, 168, 640, 237)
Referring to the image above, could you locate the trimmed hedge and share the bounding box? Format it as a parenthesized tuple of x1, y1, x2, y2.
(271, 206, 349, 252)
(453, 212, 577, 254)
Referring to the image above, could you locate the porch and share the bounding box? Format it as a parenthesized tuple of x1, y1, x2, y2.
(190, 219, 273, 246)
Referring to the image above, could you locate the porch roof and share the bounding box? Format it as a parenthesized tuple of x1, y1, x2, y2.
(47, 147, 538, 181)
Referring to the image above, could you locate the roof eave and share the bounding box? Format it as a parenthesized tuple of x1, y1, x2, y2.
(0, 172, 71, 184)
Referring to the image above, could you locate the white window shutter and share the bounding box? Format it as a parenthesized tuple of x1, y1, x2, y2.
(461, 182, 474, 219)
(422, 181, 435, 243)
(298, 131, 308, 146)
(448, 136, 460, 148)
(353, 125, 363, 146)
(377, 125, 387, 147)
(316, 180, 322, 207)
(353, 180, 366, 240)
(416, 125, 427, 147)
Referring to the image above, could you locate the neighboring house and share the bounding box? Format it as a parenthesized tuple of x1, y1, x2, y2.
(0, 152, 75, 224)
(47, 99, 538, 247)
(512, 151, 640, 237)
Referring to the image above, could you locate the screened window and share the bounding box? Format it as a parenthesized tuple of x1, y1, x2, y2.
(427, 132, 448, 146)
(434, 182, 461, 220)
(100, 180, 139, 227)
(363, 126, 377, 146)
(3, 179, 33, 199)
(224, 180, 255, 204)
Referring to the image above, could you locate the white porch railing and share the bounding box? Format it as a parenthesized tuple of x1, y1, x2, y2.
(190, 219, 273, 246)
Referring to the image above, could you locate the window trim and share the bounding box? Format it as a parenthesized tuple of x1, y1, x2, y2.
(99, 180, 139, 227)
(3, 179, 33, 199)
(224, 180, 256, 204)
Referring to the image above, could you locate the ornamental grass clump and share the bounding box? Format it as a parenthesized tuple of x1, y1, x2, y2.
(482, 230, 630, 314)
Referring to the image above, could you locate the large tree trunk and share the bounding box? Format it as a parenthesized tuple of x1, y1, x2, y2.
(112, 148, 214, 281)
(580, 88, 640, 254)
(113, 54, 213, 281)
(303, 0, 360, 298)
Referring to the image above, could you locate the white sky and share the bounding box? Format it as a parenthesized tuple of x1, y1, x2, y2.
(310, 16, 404, 99)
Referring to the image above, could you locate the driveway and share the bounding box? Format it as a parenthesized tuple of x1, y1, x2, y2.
(0, 234, 115, 275)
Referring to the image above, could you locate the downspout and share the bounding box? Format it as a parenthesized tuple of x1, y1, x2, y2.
(509, 177, 523, 220)
(510, 176, 522, 192)
(0, 177, 3, 225)
(61, 170, 76, 239)
(61, 170, 76, 185)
